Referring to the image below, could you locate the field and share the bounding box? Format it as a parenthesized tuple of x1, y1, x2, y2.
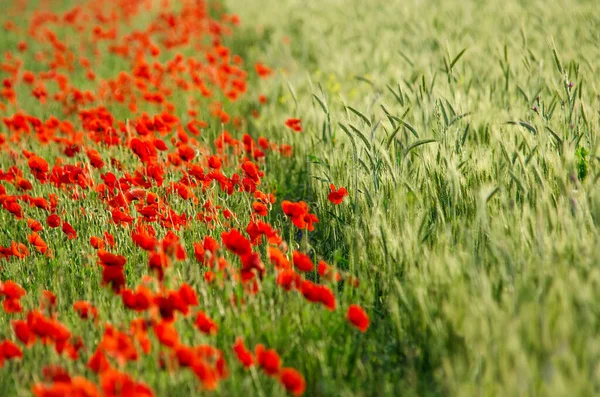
(0, 0, 599, 396)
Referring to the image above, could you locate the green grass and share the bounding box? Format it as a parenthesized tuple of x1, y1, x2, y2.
(1, 0, 599, 396)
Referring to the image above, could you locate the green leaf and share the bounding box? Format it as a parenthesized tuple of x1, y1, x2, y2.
(393, 117, 420, 138)
(397, 50, 414, 67)
(551, 45, 564, 75)
(346, 105, 371, 126)
(385, 126, 402, 149)
(386, 84, 404, 106)
(349, 124, 372, 151)
(312, 94, 328, 114)
(355, 75, 376, 87)
(450, 47, 468, 70)
(404, 139, 437, 156)
(507, 120, 537, 135)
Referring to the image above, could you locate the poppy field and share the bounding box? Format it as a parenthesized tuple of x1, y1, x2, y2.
(1, 0, 600, 396)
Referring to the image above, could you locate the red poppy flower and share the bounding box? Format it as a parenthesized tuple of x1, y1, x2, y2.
(292, 251, 314, 272)
(284, 118, 302, 132)
(104, 232, 116, 247)
(279, 368, 306, 396)
(193, 242, 206, 265)
(153, 321, 179, 348)
(233, 337, 254, 368)
(100, 369, 153, 396)
(97, 250, 127, 292)
(121, 286, 153, 312)
(252, 201, 268, 216)
(89, 236, 104, 250)
(61, 222, 77, 239)
(203, 236, 220, 253)
(281, 201, 319, 231)
(0, 280, 26, 299)
(3, 298, 23, 313)
(47, 214, 61, 228)
(131, 227, 157, 252)
(347, 304, 370, 332)
(268, 247, 290, 269)
(41, 364, 71, 383)
(3, 199, 24, 219)
(25, 218, 42, 232)
(255, 344, 281, 376)
(86, 149, 104, 169)
(0, 339, 23, 367)
(317, 285, 336, 311)
(316, 260, 338, 280)
(73, 301, 98, 320)
(221, 229, 252, 256)
(241, 161, 263, 184)
(98, 325, 138, 364)
(11, 320, 35, 346)
(178, 283, 198, 307)
(10, 242, 29, 259)
(27, 155, 49, 182)
(191, 359, 219, 390)
(97, 250, 126, 267)
(130, 138, 158, 164)
(254, 62, 272, 78)
(87, 348, 110, 373)
(111, 208, 134, 226)
(32, 376, 99, 396)
(195, 311, 218, 335)
(207, 155, 222, 169)
(327, 184, 348, 204)
(173, 344, 195, 367)
(177, 144, 195, 161)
